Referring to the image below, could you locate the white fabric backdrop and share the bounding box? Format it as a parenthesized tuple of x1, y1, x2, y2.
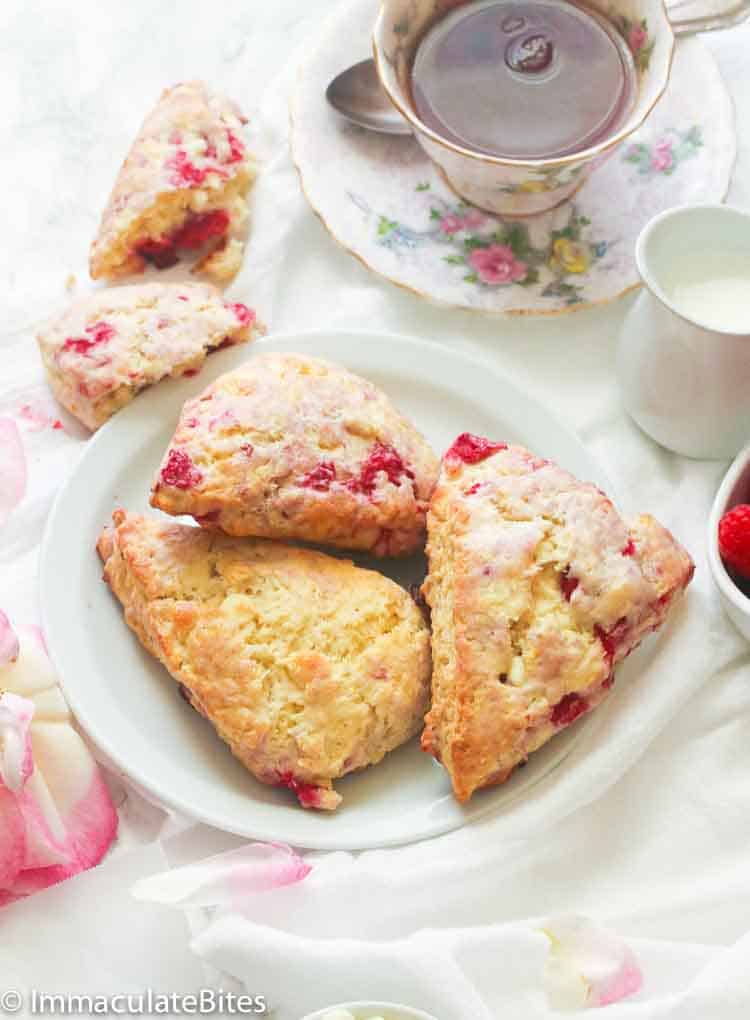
(2, 1, 750, 1017)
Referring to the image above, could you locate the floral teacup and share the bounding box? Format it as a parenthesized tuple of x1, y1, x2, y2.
(373, 0, 731, 216)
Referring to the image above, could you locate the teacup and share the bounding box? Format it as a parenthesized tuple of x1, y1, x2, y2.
(617, 204, 750, 459)
(373, 0, 716, 216)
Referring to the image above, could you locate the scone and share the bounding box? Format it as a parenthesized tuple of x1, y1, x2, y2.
(89, 82, 255, 284)
(97, 511, 431, 809)
(37, 283, 261, 431)
(422, 433, 694, 803)
(150, 353, 440, 556)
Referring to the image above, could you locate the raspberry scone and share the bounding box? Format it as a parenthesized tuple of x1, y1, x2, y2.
(422, 434, 694, 803)
(97, 511, 431, 810)
(89, 82, 255, 284)
(37, 283, 260, 431)
(150, 353, 440, 557)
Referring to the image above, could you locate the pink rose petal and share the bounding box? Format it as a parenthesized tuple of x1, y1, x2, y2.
(0, 692, 35, 792)
(542, 914, 643, 1010)
(0, 418, 26, 527)
(0, 629, 118, 905)
(0, 787, 26, 890)
(132, 841, 311, 908)
(0, 610, 19, 667)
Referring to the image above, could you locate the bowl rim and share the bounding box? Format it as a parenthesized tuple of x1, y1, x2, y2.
(707, 439, 750, 616)
(371, 0, 675, 170)
(300, 1002, 439, 1020)
(635, 202, 750, 337)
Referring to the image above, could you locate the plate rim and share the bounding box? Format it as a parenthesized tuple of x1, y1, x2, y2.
(39, 327, 611, 849)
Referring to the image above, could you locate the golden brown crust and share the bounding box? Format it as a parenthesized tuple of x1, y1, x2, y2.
(98, 511, 431, 809)
(422, 439, 694, 803)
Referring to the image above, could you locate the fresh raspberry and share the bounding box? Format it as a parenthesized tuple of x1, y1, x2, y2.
(560, 568, 579, 601)
(228, 302, 255, 327)
(171, 210, 230, 249)
(160, 449, 203, 489)
(718, 504, 750, 578)
(446, 432, 507, 464)
(551, 692, 588, 726)
(347, 442, 414, 495)
(300, 461, 337, 491)
(622, 538, 636, 557)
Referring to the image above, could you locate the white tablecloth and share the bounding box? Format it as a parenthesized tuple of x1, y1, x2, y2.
(2, 1, 750, 1017)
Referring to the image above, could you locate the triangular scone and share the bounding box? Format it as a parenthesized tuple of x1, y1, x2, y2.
(421, 434, 694, 803)
(37, 283, 261, 430)
(89, 82, 256, 284)
(97, 511, 431, 810)
(150, 353, 440, 557)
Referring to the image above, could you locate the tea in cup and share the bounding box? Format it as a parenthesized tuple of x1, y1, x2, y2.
(373, 0, 720, 215)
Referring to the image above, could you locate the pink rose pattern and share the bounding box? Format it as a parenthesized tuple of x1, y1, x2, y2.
(469, 245, 528, 285)
(440, 209, 485, 235)
(628, 24, 648, 52)
(650, 138, 674, 172)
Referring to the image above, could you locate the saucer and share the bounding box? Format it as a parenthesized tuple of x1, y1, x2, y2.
(290, 1, 735, 316)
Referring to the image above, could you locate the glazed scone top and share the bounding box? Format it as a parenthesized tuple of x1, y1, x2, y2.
(150, 353, 439, 553)
(38, 283, 254, 403)
(425, 435, 694, 729)
(90, 81, 252, 264)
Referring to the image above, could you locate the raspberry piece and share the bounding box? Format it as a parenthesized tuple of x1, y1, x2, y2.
(61, 320, 115, 354)
(160, 449, 203, 489)
(551, 692, 588, 726)
(465, 482, 484, 495)
(622, 538, 636, 557)
(718, 504, 750, 578)
(446, 433, 507, 464)
(171, 210, 230, 249)
(226, 130, 245, 163)
(348, 442, 414, 495)
(228, 302, 255, 327)
(167, 149, 229, 187)
(300, 461, 336, 491)
(240, 444, 254, 458)
(137, 237, 179, 269)
(277, 771, 323, 809)
(560, 568, 579, 601)
(595, 618, 628, 666)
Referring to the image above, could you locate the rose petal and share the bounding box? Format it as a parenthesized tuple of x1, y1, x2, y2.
(0, 692, 35, 792)
(132, 842, 312, 908)
(0, 417, 27, 527)
(0, 610, 19, 667)
(0, 787, 26, 890)
(542, 915, 643, 1010)
(0, 629, 118, 905)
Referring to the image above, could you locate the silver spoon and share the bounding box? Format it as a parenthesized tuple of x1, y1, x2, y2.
(326, 57, 412, 135)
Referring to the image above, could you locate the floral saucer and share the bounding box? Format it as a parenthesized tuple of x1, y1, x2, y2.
(290, 0, 735, 315)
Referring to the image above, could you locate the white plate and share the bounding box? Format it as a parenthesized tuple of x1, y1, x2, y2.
(40, 330, 611, 850)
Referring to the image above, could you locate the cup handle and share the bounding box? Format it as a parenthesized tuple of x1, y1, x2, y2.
(667, 0, 750, 34)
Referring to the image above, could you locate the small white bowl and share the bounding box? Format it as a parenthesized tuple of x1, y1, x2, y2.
(708, 441, 750, 641)
(301, 1003, 438, 1020)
